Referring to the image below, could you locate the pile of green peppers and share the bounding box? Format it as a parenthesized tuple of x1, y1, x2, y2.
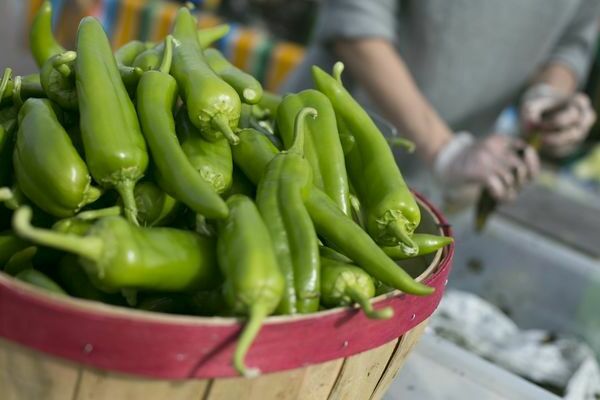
(0, 3, 453, 376)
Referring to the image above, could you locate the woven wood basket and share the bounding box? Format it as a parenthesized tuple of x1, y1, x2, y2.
(0, 193, 453, 400)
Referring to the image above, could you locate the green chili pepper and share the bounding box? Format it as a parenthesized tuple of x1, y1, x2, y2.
(171, 7, 241, 145)
(30, 1, 66, 68)
(174, 106, 233, 194)
(204, 48, 263, 104)
(256, 108, 320, 314)
(132, 45, 164, 72)
(312, 63, 420, 252)
(0, 231, 28, 265)
(57, 254, 123, 303)
(257, 91, 282, 118)
(136, 36, 228, 219)
(197, 24, 230, 48)
(216, 194, 284, 376)
(76, 17, 149, 225)
(53, 206, 122, 235)
(114, 40, 147, 95)
(13, 98, 101, 217)
(320, 257, 393, 319)
(277, 90, 350, 215)
(319, 246, 353, 264)
(16, 268, 67, 296)
(13, 206, 221, 293)
(4, 246, 37, 276)
(382, 234, 453, 260)
(231, 129, 434, 296)
(133, 182, 180, 227)
(226, 167, 256, 198)
(40, 51, 78, 110)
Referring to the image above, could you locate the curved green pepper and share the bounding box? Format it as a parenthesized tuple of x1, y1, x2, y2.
(53, 206, 122, 236)
(136, 36, 228, 219)
(313, 63, 420, 252)
(114, 40, 147, 93)
(277, 90, 350, 215)
(217, 194, 284, 376)
(13, 206, 221, 293)
(171, 7, 241, 145)
(175, 106, 233, 194)
(321, 257, 393, 319)
(30, 1, 66, 68)
(16, 268, 67, 296)
(256, 108, 320, 314)
(4, 246, 37, 276)
(57, 254, 122, 303)
(132, 45, 164, 72)
(133, 182, 180, 227)
(382, 234, 453, 260)
(75, 17, 149, 225)
(231, 128, 434, 296)
(204, 48, 263, 104)
(40, 51, 78, 110)
(13, 98, 101, 217)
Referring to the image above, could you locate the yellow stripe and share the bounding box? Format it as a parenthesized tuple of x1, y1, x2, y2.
(152, 3, 178, 42)
(112, 0, 145, 48)
(265, 42, 305, 91)
(231, 29, 258, 72)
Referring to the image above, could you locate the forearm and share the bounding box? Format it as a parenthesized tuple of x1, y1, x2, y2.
(334, 38, 453, 164)
(531, 63, 578, 95)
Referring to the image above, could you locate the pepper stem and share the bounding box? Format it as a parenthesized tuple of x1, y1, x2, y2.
(288, 107, 318, 155)
(388, 220, 419, 256)
(347, 287, 394, 320)
(234, 302, 269, 377)
(53, 51, 77, 78)
(12, 206, 104, 262)
(332, 62, 345, 85)
(12, 76, 23, 108)
(386, 137, 416, 153)
(242, 88, 258, 103)
(211, 114, 239, 145)
(76, 205, 121, 221)
(0, 187, 12, 202)
(115, 180, 139, 226)
(158, 35, 174, 74)
(0, 68, 12, 100)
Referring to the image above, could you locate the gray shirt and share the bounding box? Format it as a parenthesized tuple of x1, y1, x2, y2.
(283, 0, 600, 135)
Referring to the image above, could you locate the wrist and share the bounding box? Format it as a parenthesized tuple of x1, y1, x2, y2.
(432, 132, 475, 184)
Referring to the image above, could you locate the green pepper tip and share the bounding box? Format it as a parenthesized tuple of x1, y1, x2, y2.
(332, 62, 345, 84)
(233, 302, 269, 377)
(243, 88, 258, 102)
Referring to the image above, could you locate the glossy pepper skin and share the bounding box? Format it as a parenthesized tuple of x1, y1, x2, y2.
(204, 48, 263, 104)
(277, 90, 350, 215)
(40, 51, 78, 110)
(16, 268, 67, 296)
(382, 234, 453, 260)
(217, 195, 284, 376)
(312, 63, 420, 252)
(256, 108, 320, 314)
(133, 182, 180, 227)
(75, 17, 149, 225)
(175, 106, 233, 194)
(13, 206, 221, 293)
(320, 257, 393, 320)
(30, 1, 66, 68)
(136, 36, 228, 219)
(171, 7, 241, 145)
(231, 128, 434, 296)
(13, 98, 101, 217)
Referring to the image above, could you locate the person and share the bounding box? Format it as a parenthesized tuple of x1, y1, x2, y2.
(282, 0, 599, 207)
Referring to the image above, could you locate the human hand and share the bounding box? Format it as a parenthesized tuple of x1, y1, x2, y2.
(433, 133, 540, 202)
(521, 84, 596, 157)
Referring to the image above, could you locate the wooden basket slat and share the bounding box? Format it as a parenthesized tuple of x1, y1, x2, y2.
(328, 339, 398, 400)
(0, 337, 80, 400)
(370, 319, 429, 400)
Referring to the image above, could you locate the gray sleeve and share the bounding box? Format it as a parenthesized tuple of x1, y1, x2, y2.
(547, 0, 600, 84)
(313, 0, 399, 44)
